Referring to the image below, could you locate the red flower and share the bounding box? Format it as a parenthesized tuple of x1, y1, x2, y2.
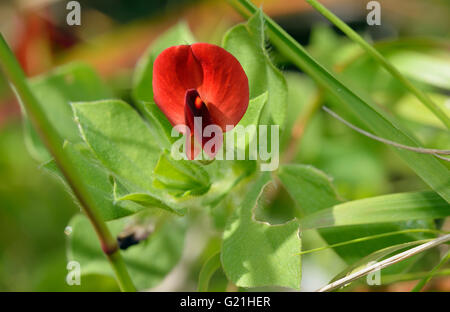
(152, 43, 249, 159)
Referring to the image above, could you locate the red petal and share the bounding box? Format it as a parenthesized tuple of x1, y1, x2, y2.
(191, 43, 249, 131)
(152, 45, 203, 128)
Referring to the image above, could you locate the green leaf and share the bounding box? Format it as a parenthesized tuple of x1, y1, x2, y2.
(277, 164, 341, 216)
(67, 214, 187, 290)
(200, 160, 256, 211)
(73, 99, 187, 215)
(132, 21, 195, 104)
(301, 191, 450, 230)
(223, 9, 287, 127)
(222, 172, 301, 289)
(237, 92, 268, 128)
(21, 62, 113, 162)
(140, 101, 176, 147)
(225, 91, 268, 155)
(114, 192, 186, 216)
(153, 150, 211, 197)
(42, 142, 141, 221)
(73, 99, 159, 191)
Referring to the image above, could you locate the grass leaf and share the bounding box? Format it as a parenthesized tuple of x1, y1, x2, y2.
(300, 191, 449, 230)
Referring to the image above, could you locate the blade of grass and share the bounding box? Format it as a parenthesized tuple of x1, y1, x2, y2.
(298, 229, 445, 256)
(317, 234, 450, 292)
(411, 251, 450, 292)
(0, 34, 136, 292)
(229, 0, 450, 203)
(307, 0, 450, 129)
(299, 191, 449, 230)
(332, 240, 432, 282)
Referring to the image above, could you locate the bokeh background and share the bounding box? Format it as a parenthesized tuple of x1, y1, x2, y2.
(0, 0, 449, 291)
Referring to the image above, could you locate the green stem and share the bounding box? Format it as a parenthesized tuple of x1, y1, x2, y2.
(108, 251, 137, 291)
(306, 0, 450, 129)
(0, 34, 136, 292)
(411, 250, 450, 292)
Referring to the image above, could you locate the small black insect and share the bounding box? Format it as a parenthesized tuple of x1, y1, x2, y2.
(117, 224, 153, 250)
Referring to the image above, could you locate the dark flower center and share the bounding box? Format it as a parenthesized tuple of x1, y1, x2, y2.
(184, 88, 222, 157)
(184, 89, 213, 140)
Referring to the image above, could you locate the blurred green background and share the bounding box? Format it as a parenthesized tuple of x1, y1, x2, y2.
(0, 0, 448, 291)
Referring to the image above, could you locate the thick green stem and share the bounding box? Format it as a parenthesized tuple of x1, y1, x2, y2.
(306, 0, 450, 129)
(0, 34, 136, 292)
